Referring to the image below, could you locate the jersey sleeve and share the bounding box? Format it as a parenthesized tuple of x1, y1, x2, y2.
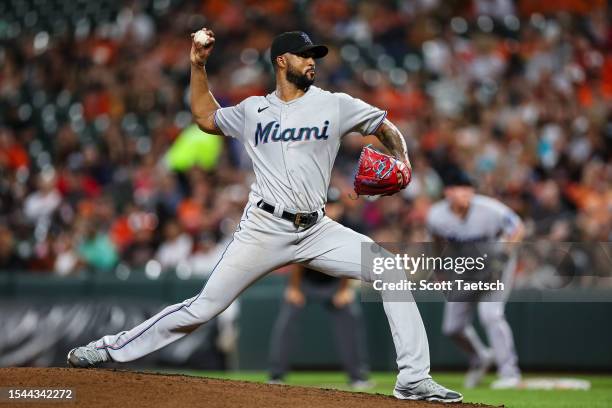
(336, 93, 387, 136)
(425, 207, 442, 237)
(488, 199, 521, 237)
(500, 208, 521, 237)
(213, 100, 246, 139)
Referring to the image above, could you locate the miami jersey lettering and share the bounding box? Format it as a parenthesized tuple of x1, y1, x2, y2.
(254, 120, 330, 146)
(214, 86, 387, 211)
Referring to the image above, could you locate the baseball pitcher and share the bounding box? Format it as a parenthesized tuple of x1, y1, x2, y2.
(67, 30, 461, 403)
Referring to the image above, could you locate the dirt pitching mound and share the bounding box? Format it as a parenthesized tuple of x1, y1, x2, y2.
(0, 368, 495, 408)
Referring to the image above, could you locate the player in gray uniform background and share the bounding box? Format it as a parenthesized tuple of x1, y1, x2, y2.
(426, 167, 524, 389)
(67, 29, 461, 402)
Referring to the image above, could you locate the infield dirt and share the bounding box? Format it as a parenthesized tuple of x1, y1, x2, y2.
(0, 368, 497, 407)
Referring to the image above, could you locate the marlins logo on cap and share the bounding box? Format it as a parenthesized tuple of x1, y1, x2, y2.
(270, 31, 328, 63)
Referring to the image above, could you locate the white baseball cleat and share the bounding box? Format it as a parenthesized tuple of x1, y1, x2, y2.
(67, 342, 110, 368)
(349, 379, 376, 391)
(393, 378, 463, 403)
(464, 349, 495, 388)
(491, 376, 522, 389)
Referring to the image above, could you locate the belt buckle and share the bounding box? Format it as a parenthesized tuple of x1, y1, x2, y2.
(294, 213, 304, 228)
(294, 211, 318, 229)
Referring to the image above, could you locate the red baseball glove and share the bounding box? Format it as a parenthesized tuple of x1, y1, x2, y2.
(353, 145, 411, 196)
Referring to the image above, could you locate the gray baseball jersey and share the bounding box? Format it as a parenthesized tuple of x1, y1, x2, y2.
(214, 85, 387, 211)
(426, 195, 521, 242)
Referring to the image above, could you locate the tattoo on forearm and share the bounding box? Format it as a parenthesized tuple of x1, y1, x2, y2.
(374, 120, 409, 164)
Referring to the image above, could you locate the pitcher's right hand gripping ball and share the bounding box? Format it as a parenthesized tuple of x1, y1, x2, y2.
(353, 145, 411, 196)
(190, 28, 215, 66)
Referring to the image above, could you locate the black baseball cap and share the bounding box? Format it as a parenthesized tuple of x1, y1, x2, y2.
(440, 165, 475, 188)
(270, 31, 328, 64)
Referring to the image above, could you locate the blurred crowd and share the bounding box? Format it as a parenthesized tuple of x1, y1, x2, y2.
(0, 0, 610, 285)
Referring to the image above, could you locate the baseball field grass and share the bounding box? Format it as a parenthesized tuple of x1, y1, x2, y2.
(176, 370, 612, 408)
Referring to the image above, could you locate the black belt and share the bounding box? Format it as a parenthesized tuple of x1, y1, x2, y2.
(256, 200, 323, 229)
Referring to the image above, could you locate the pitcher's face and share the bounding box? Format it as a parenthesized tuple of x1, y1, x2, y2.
(280, 52, 316, 89)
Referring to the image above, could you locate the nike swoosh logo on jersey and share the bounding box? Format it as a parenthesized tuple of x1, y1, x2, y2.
(257, 106, 269, 113)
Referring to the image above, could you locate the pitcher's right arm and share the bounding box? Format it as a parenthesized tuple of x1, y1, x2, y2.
(190, 28, 222, 135)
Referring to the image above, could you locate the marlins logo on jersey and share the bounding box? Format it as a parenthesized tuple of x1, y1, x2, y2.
(254, 120, 330, 146)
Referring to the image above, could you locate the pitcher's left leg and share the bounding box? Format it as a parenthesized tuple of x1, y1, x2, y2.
(296, 218, 461, 401)
(296, 218, 431, 386)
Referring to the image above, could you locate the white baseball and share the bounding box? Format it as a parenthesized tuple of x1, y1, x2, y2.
(194, 30, 210, 46)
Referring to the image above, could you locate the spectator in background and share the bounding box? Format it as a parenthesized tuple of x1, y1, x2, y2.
(0, 128, 29, 172)
(155, 220, 193, 272)
(24, 170, 61, 227)
(0, 0, 608, 289)
(530, 179, 573, 240)
(77, 221, 118, 272)
(121, 227, 156, 271)
(53, 231, 80, 276)
(0, 225, 23, 270)
(154, 172, 184, 226)
(177, 178, 211, 235)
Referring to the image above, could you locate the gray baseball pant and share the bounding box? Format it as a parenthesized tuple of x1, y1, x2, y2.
(94, 202, 431, 387)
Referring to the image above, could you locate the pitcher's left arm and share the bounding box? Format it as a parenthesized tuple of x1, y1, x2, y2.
(373, 119, 411, 169)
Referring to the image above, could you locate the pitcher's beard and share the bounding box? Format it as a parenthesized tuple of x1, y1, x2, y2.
(286, 66, 315, 90)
